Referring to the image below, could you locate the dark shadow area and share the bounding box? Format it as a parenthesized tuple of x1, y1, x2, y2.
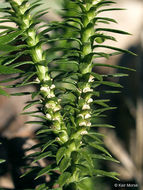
(0, 137, 46, 190)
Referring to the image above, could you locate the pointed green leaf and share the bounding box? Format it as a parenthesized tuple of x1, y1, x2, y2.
(33, 151, 53, 163)
(93, 99, 110, 107)
(2, 50, 30, 66)
(31, 91, 40, 99)
(91, 124, 115, 128)
(21, 111, 40, 115)
(93, 169, 119, 180)
(103, 90, 121, 94)
(42, 140, 56, 152)
(93, 63, 136, 72)
(59, 156, 71, 173)
(11, 92, 32, 96)
(25, 152, 40, 159)
(94, 81, 123, 88)
(0, 87, 9, 96)
(12, 61, 34, 68)
(76, 164, 89, 174)
(88, 143, 112, 157)
(25, 3, 43, 14)
(98, 8, 126, 14)
(93, 107, 116, 115)
(36, 183, 49, 190)
(31, 114, 47, 121)
(58, 172, 71, 187)
(94, 45, 136, 56)
(85, 134, 103, 144)
(0, 65, 23, 74)
(0, 159, 5, 164)
(103, 73, 128, 77)
(96, 0, 116, 7)
(0, 44, 25, 52)
(20, 167, 39, 178)
(55, 82, 77, 92)
(25, 121, 44, 125)
(34, 9, 49, 19)
(36, 129, 53, 135)
(35, 164, 52, 179)
(80, 150, 93, 168)
(92, 154, 119, 163)
(21, 72, 36, 86)
(23, 100, 41, 111)
(0, 25, 16, 30)
(91, 33, 116, 43)
(96, 28, 130, 35)
(94, 17, 117, 24)
(0, 30, 23, 45)
(56, 147, 66, 165)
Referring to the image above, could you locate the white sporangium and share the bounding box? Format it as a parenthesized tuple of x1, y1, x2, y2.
(50, 84, 55, 89)
(80, 130, 88, 135)
(45, 101, 61, 112)
(82, 104, 90, 110)
(46, 113, 52, 120)
(87, 98, 93, 103)
(12, 0, 23, 5)
(85, 113, 91, 119)
(40, 86, 55, 98)
(87, 122, 91, 127)
(83, 87, 93, 93)
(79, 121, 86, 126)
(88, 75, 94, 83)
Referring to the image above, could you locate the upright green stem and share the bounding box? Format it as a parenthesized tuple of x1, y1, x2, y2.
(60, 0, 97, 186)
(9, 0, 69, 143)
(80, 2, 95, 73)
(76, 1, 95, 135)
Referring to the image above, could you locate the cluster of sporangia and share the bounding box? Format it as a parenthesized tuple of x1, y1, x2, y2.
(11, 0, 96, 142)
(10, 0, 68, 143)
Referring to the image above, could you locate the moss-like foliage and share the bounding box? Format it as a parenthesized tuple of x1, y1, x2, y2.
(0, 0, 135, 189)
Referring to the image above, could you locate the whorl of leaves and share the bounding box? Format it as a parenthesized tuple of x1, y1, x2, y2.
(0, 0, 135, 189)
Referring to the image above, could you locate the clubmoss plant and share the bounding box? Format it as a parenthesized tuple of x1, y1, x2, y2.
(0, 0, 135, 189)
